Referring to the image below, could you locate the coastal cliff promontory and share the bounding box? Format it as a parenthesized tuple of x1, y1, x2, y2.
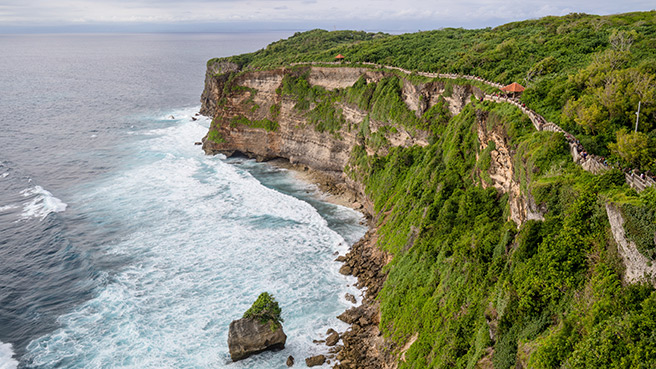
(201, 63, 545, 226)
(201, 17, 656, 368)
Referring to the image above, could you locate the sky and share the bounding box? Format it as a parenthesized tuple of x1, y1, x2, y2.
(0, 0, 654, 33)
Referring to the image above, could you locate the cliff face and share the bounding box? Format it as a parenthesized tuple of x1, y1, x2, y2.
(200, 61, 241, 117)
(202, 67, 364, 172)
(201, 63, 541, 224)
(200, 66, 439, 195)
(199, 63, 549, 367)
(476, 110, 545, 225)
(606, 203, 656, 284)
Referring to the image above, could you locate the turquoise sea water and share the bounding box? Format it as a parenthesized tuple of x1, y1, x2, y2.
(0, 34, 366, 368)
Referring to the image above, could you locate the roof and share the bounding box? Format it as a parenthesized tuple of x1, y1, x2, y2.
(501, 82, 525, 93)
(335, 54, 345, 59)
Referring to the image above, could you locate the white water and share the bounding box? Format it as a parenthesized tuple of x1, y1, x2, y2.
(19, 186, 67, 220)
(24, 109, 365, 368)
(0, 205, 19, 212)
(0, 341, 18, 369)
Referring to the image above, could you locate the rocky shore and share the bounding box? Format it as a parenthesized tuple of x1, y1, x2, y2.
(334, 229, 395, 369)
(267, 159, 369, 212)
(269, 158, 395, 368)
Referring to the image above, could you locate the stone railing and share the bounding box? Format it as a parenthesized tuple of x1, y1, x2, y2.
(625, 172, 656, 192)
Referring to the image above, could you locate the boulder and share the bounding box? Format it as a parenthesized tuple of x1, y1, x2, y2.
(228, 317, 287, 361)
(328, 345, 343, 354)
(337, 307, 363, 324)
(339, 265, 352, 275)
(286, 355, 295, 367)
(305, 354, 326, 367)
(344, 293, 356, 304)
(326, 331, 340, 346)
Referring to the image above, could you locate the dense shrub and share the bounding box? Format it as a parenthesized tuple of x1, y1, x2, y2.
(243, 292, 284, 327)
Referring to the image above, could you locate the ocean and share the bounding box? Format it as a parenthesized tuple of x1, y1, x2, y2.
(0, 33, 366, 368)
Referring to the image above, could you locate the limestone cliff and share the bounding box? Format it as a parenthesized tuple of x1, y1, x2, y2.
(201, 66, 433, 170)
(606, 203, 656, 284)
(475, 110, 545, 225)
(199, 64, 530, 220)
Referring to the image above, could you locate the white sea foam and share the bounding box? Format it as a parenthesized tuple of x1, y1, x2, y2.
(0, 341, 18, 369)
(1, 173, 8, 178)
(0, 205, 19, 212)
(26, 108, 364, 368)
(20, 186, 67, 220)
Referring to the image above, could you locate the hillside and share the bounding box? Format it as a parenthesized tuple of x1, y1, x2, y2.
(201, 12, 656, 369)
(214, 12, 656, 174)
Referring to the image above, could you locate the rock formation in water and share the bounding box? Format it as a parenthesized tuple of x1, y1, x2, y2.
(228, 292, 286, 361)
(227, 317, 287, 361)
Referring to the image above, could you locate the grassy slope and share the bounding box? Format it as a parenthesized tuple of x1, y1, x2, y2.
(208, 13, 656, 368)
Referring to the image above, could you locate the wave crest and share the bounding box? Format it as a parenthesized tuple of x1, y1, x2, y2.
(20, 185, 67, 220)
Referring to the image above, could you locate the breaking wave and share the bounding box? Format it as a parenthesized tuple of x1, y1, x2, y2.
(19, 186, 67, 220)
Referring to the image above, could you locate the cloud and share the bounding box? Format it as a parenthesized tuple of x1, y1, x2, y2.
(0, 0, 653, 32)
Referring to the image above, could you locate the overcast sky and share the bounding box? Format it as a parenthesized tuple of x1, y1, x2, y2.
(1, 0, 654, 33)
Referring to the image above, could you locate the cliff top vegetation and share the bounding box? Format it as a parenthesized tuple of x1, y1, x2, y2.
(211, 11, 656, 173)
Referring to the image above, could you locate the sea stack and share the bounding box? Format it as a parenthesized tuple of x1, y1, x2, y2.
(228, 292, 286, 361)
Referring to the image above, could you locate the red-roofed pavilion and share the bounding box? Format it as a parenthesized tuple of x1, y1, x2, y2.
(501, 82, 525, 98)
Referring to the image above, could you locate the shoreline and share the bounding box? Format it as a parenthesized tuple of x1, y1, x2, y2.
(266, 158, 371, 219)
(265, 157, 394, 368)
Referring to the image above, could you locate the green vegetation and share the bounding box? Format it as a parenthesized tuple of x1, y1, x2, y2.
(274, 71, 476, 137)
(278, 71, 348, 133)
(211, 11, 656, 172)
(230, 115, 279, 131)
(206, 11, 656, 367)
(243, 292, 284, 329)
(207, 129, 225, 143)
(348, 76, 423, 129)
(346, 101, 656, 368)
(215, 30, 384, 68)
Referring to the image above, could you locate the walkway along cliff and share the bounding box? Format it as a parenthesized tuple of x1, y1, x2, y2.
(200, 61, 656, 368)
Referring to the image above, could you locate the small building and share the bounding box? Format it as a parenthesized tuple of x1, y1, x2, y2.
(335, 54, 345, 62)
(501, 82, 525, 98)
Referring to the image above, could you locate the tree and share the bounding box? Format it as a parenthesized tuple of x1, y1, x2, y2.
(609, 129, 654, 168)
